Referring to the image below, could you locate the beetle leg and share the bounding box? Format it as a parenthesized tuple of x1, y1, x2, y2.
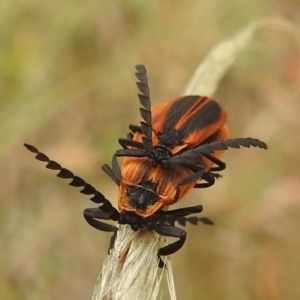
(202, 153, 226, 171)
(165, 205, 203, 217)
(172, 167, 206, 201)
(193, 172, 215, 188)
(84, 208, 119, 253)
(154, 224, 187, 267)
(102, 154, 121, 186)
(116, 148, 147, 157)
(86, 192, 119, 220)
(118, 138, 144, 149)
(177, 167, 206, 186)
(83, 207, 119, 231)
(154, 210, 213, 267)
(174, 164, 216, 189)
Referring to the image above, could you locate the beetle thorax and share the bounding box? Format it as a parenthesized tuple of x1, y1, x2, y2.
(126, 180, 159, 210)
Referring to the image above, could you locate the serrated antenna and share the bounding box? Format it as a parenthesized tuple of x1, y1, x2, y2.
(169, 137, 268, 163)
(135, 64, 153, 152)
(24, 143, 119, 220)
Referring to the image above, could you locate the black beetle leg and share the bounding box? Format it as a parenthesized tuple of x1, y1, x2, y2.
(83, 208, 119, 232)
(102, 154, 121, 186)
(173, 166, 206, 201)
(203, 153, 226, 172)
(118, 138, 144, 149)
(193, 172, 215, 188)
(83, 208, 119, 253)
(154, 224, 187, 268)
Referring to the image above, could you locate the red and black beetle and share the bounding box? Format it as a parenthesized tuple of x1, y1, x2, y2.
(117, 65, 267, 191)
(24, 64, 267, 266)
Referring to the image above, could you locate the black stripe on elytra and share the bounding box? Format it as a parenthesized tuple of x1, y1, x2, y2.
(162, 96, 202, 132)
(178, 100, 222, 140)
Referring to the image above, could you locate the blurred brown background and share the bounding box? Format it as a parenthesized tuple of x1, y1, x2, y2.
(1, 1, 300, 299)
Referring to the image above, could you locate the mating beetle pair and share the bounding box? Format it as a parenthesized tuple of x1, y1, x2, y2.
(24, 64, 267, 266)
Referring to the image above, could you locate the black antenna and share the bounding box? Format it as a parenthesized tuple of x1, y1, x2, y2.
(135, 64, 153, 152)
(169, 138, 268, 163)
(23, 143, 119, 220)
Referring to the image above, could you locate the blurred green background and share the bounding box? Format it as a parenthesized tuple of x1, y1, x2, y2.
(1, 1, 300, 299)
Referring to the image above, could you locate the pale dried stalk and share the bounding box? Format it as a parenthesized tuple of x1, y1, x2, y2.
(92, 225, 165, 300)
(94, 18, 293, 300)
(184, 18, 295, 96)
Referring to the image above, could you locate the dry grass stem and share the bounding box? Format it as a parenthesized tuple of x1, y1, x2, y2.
(92, 225, 166, 300)
(184, 18, 295, 96)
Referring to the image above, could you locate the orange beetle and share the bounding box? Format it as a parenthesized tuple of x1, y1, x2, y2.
(116, 65, 268, 210)
(24, 64, 268, 266)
